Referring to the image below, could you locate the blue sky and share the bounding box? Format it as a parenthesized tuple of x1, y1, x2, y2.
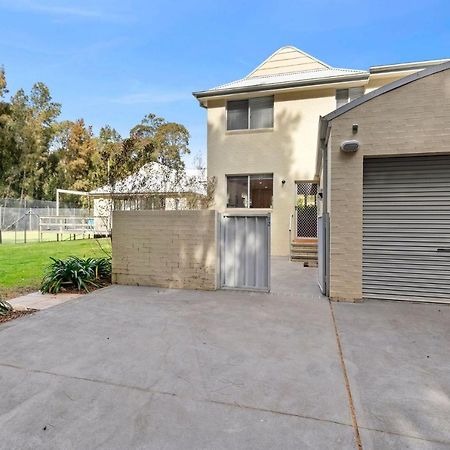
(1, 0, 449, 167)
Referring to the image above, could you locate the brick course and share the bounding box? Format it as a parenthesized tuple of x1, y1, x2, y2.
(112, 210, 218, 290)
(328, 69, 450, 301)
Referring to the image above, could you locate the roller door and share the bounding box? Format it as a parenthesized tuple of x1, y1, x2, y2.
(363, 155, 450, 303)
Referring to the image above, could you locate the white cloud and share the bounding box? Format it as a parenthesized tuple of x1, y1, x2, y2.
(0, 0, 134, 22)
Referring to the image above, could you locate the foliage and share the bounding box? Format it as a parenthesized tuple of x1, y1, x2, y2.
(0, 239, 111, 300)
(0, 69, 194, 205)
(0, 299, 13, 316)
(41, 256, 111, 294)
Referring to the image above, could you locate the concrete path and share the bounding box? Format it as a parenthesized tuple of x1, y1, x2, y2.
(333, 300, 450, 450)
(8, 291, 83, 310)
(0, 258, 448, 449)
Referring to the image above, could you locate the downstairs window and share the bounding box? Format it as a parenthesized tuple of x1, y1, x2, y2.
(227, 174, 273, 208)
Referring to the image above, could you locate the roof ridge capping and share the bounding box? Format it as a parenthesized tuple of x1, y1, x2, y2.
(320, 60, 450, 135)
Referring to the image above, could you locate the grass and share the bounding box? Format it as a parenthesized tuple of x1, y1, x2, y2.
(0, 238, 111, 300)
(0, 230, 97, 244)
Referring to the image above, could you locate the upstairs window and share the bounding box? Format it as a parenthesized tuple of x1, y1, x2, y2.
(227, 174, 273, 208)
(227, 96, 274, 130)
(336, 87, 365, 108)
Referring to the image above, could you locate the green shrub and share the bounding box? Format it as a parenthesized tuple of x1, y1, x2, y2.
(41, 256, 112, 294)
(0, 300, 13, 316)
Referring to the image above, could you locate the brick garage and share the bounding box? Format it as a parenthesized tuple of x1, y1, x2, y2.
(319, 62, 450, 303)
(112, 210, 218, 290)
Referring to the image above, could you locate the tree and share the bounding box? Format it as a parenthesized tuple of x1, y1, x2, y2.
(54, 119, 97, 192)
(0, 67, 14, 199)
(0, 65, 199, 214)
(3, 82, 61, 200)
(92, 125, 122, 188)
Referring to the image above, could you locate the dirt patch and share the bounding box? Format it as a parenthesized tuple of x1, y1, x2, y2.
(56, 282, 111, 295)
(0, 309, 38, 325)
(0, 287, 37, 302)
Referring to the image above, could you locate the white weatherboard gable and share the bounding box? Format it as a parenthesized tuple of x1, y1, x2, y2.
(247, 45, 331, 78)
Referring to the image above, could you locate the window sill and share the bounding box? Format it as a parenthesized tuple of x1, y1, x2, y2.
(225, 128, 274, 135)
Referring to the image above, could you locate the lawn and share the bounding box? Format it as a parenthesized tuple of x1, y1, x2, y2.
(0, 238, 111, 300)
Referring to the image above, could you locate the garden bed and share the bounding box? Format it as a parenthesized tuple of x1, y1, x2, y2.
(0, 309, 38, 325)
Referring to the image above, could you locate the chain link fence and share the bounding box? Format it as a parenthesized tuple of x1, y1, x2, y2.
(0, 198, 90, 244)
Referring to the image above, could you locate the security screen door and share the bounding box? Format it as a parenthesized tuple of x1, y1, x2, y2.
(296, 183, 318, 238)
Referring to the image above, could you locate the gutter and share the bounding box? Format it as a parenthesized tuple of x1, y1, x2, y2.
(322, 60, 450, 124)
(370, 58, 450, 74)
(192, 73, 369, 99)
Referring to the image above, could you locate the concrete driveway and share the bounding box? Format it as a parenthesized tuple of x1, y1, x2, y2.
(0, 258, 448, 449)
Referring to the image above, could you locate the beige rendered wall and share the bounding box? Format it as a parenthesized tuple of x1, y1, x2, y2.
(112, 210, 218, 290)
(207, 88, 338, 256)
(328, 69, 450, 301)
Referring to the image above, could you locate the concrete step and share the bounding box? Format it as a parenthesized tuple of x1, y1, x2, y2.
(290, 257, 318, 267)
(291, 247, 317, 255)
(290, 240, 318, 264)
(291, 241, 317, 248)
(291, 253, 318, 260)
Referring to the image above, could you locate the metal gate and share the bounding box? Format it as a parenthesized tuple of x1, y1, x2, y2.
(220, 214, 270, 291)
(363, 155, 450, 303)
(296, 183, 318, 238)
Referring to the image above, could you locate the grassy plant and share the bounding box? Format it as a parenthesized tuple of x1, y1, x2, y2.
(41, 256, 111, 294)
(0, 238, 111, 300)
(0, 300, 13, 316)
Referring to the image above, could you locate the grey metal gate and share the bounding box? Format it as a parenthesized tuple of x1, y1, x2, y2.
(220, 214, 270, 291)
(363, 155, 450, 303)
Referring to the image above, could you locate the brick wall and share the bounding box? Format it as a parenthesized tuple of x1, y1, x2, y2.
(112, 210, 218, 290)
(328, 69, 450, 301)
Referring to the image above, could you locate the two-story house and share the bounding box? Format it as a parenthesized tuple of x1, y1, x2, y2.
(193, 46, 446, 257)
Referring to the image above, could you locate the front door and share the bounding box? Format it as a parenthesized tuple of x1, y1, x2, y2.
(296, 182, 318, 238)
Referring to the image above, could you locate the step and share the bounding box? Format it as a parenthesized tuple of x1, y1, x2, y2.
(291, 241, 317, 247)
(290, 257, 318, 267)
(290, 247, 317, 255)
(290, 253, 318, 261)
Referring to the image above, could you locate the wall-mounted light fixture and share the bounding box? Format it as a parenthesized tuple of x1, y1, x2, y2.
(352, 124, 358, 134)
(281, 179, 286, 185)
(340, 140, 360, 153)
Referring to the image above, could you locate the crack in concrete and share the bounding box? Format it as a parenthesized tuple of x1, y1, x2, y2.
(1, 357, 447, 446)
(358, 425, 450, 447)
(329, 300, 363, 450)
(0, 361, 353, 429)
